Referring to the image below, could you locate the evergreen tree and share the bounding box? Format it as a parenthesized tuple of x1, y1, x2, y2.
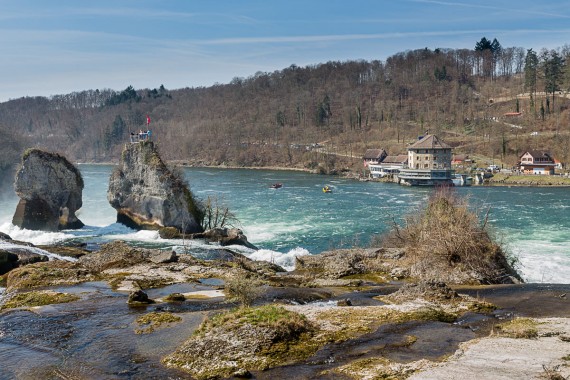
(541, 49, 564, 111)
(475, 37, 501, 77)
(524, 49, 539, 114)
(111, 115, 127, 139)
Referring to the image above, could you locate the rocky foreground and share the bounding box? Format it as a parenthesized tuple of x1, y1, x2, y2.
(1, 235, 569, 379)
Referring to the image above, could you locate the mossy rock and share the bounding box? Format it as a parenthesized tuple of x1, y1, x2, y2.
(135, 311, 182, 334)
(494, 317, 538, 339)
(164, 305, 318, 379)
(159, 227, 182, 239)
(5, 260, 95, 291)
(164, 292, 186, 302)
(1, 290, 79, 310)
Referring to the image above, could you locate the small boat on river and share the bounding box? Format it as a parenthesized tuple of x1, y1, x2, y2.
(270, 183, 283, 189)
(322, 185, 332, 193)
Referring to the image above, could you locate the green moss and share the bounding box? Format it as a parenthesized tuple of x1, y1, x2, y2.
(315, 305, 457, 345)
(196, 305, 307, 336)
(183, 187, 204, 227)
(260, 331, 321, 367)
(105, 272, 132, 290)
(494, 317, 538, 339)
(468, 300, 497, 313)
(400, 307, 457, 323)
(164, 292, 186, 302)
(135, 311, 182, 334)
(164, 304, 317, 378)
(1, 290, 79, 310)
(6, 261, 94, 290)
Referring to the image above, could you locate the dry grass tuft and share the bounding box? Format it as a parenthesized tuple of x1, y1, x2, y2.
(382, 187, 521, 284)
(224, 272, 263, 308)
(494, 317, 539, 339)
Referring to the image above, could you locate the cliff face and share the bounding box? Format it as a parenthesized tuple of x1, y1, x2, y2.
(107, 141, 203, 233)
(12, 149, 84, 231)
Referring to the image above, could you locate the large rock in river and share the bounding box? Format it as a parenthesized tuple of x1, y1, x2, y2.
(107, 141, 203, 233)
(12, 149, 84, 231)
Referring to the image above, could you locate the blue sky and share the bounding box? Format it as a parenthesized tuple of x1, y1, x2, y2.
(1, 0, 569, 102)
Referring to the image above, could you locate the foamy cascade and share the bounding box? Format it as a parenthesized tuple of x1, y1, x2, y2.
(0, 240, 77, 262)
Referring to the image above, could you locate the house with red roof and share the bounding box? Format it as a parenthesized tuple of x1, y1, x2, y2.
(518, 151, 556, 175)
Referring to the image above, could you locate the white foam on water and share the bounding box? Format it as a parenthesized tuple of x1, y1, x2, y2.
(243, 223, 307, 243)
(0, 241, 77, 262)
(77, 223, 136, 237)
(109, 229, 161, 241)
(245, 247, 310, 271)
(0, 223, 75, 246)
(512, 240, 570, 283)
(307, 300, 339, 308)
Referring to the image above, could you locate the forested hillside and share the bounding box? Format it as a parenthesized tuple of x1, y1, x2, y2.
(1, 38, 570, 173)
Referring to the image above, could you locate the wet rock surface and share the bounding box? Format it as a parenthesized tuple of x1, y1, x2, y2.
(2, 241, 570, 379)
(294, 248, 395, 280)
(384, 280, 460, 303)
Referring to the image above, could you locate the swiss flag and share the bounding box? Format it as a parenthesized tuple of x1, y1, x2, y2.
(146, 115, 151, 125)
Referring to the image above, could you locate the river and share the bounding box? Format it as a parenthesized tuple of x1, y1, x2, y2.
(1, 164, 569, 283)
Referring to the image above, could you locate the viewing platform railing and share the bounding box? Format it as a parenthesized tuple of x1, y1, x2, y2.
(129, 131, 151, 143)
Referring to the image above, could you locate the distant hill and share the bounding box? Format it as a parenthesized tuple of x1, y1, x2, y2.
(1, 41, 569, 172)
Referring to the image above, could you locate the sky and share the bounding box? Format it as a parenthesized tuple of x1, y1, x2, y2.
(1, 0, 569, 102)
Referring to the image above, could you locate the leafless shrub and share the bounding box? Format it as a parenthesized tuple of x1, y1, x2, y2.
(382, 187, 521, 284)
(224, 272, 263, 308)
(201, 195, 239, 230)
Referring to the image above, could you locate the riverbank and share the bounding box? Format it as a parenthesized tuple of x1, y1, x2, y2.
(75, 156, 570, 188)
(486, 173, 570, 187)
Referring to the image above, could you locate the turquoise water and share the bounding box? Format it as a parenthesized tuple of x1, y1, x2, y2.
(1, 164, 570, 283)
